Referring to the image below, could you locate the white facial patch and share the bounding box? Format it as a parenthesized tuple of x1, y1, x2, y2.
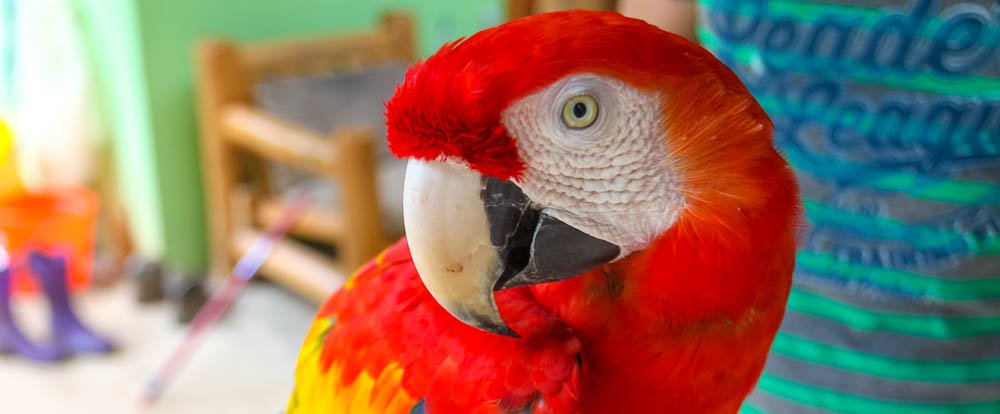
(501, 73, 684, 258)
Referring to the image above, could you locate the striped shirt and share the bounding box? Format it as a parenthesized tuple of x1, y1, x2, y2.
(696, 0, 1000, 412)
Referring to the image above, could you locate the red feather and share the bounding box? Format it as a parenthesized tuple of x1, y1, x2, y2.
(292, 10, 800, 413)
(386, 11, 722, 180)
(293, 240, 584, 413)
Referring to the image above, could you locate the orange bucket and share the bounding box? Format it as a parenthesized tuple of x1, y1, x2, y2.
(0, 188, 98, 293)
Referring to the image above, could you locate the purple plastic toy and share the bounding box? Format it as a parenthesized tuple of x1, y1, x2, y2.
(0, 251, 66, 361)
(0, 245, 113, 362)
(30, 251, 114, 354)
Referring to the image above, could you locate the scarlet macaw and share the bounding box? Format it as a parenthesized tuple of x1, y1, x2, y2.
(288, 10, 799, 414)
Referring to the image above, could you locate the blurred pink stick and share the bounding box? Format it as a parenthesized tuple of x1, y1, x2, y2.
(139, 188, 313, 408)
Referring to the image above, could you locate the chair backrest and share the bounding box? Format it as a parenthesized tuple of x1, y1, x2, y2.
(195, 12, 415, 278)
(197, 12, 415, 116)
(241, 13, 415, 82)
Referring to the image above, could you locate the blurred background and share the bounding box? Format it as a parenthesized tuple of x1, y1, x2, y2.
(0, 1, 616, 413)
(1, 0, 998, 413)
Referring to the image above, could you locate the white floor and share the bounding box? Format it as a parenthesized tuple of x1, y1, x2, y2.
(0, 280, 317, 414)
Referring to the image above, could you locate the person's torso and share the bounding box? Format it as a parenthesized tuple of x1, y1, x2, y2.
(696, 0, 1000, 412)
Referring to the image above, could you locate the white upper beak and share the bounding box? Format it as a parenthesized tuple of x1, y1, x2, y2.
(402, 160, 514, 335)
(402, 159, 620, 337)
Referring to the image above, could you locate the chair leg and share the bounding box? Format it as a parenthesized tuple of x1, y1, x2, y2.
(29, 251, 114, 354)
(334, 128, 387, 270)
(197, 41, 251, 278)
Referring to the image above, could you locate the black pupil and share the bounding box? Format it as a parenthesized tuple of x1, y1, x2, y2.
(572, 102, 588, 119)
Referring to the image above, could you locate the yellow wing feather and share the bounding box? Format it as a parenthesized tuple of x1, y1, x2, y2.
(286, 316, 419, 413)
(287, 250, 420, 414)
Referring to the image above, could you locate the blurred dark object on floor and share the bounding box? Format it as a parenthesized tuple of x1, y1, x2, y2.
(174, 275, 209, 324)
(127, 255, 208, 324)
(128, 255, 165, 303)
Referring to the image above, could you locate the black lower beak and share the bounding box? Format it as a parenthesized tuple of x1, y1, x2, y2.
(481, 178, 621, 291)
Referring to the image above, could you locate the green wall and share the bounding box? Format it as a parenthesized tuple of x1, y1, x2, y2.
(79, 0, 502, 274)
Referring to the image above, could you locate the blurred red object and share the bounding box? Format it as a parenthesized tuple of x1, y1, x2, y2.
(0, 188, 98, 293)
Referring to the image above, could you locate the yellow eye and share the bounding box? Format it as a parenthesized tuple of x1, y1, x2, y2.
(561, 95, 598, 129)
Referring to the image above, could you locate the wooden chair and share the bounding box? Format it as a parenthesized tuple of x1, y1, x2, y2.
(196, 13, 415, 303)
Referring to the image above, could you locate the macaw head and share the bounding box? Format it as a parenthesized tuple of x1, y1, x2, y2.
(387, 11, 789, 336)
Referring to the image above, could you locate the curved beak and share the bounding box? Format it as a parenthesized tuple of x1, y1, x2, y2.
(402, 160, 620, 337)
